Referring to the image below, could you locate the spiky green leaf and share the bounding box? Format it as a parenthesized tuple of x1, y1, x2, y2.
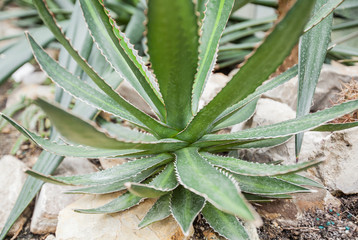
(201, 152, 322, 176)
(79, 0, 165, 119)
(138, 194, 172, 228)
(170, 186, 205, 236)
(147, 0, 199, 129)
(304, 0, 344, 32)
(35, 98, 187, 152)
(195, 99, 358, 147)
(75, 192, 142, 214)
(27, 34, 147, 129)
(27, 154, 172, 186)
(65, 167, 160, 194)
(174, 148, 259, 223)
(232, 174, 311, 195)
(312, 122, 358, 132)
(192, 0, 235, 113)
(275, 174, 324, 188)
(202, 202, 249, 240)
(0, 113, 145, 158)
(296, 0, 333, 156)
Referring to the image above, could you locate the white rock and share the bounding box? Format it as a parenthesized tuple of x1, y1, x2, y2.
(30, 158, 97, 234)
(314, 128, 358, 194)
(263, 64, 358, 111)
(56, 194, 190, 240)
(0, 155, 28, 235)
(22, 71, 47, 85)
(11, 63, 35, 82)
(199, 73, 230, 110)
(6, 84, 54, 108)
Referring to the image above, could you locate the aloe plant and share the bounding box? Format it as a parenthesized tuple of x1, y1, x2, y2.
(1, 0, 358, 238)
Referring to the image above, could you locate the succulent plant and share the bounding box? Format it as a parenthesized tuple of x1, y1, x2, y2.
(1, 0, 358, 238)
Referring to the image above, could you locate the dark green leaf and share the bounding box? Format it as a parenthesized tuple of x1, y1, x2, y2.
(147, 0, 199, 129)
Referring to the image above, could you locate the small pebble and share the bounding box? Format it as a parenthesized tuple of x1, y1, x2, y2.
(345, 226, 350, 231)
(331, 221, 335, 225)
(337, 213, 340, 216)
(318, 226, 325, 229)
(329, 209, 333, 212)
(326, 222, 331, 226)
(316, 218, 320, 221)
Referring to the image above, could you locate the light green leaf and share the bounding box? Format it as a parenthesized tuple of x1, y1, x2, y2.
(174, 148, 259, 223)
(215, 65, 298, 126)
(304, 0, 344, 32)
(212, 97, 258, 131)
(311, 122, 358, 132)
(27, 34, 147, 128)
(65, 167, 160, 194)
(98, 118, 157, 142)
(170, 186, 205, 236)
(126, 162, 178, 198)
(35, 98, 188, 152)
(147, 0, 199, 129)
(138, 194, 172, 228)
(204, 136, 291, 152)
(79, 0, 165, 119)
(0, 113, 145, 158)
(192, 0, 235, 113)
(28, 154, 172, 186)
(201, 152, 322, 176)
(75, 192, 142, 214)
(275, 174, 324, 188)
(195, 99, 358, 147)
(202, 202, 249, 240)
(178, 0, 315, 141)
(232, 174, 311, 195)
(296, 0, 333, 156)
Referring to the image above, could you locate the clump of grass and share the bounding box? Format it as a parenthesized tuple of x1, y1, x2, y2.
(331, 80, 358, 123)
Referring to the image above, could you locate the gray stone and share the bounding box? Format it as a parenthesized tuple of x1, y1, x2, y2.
(0, 155, 28, 236)
(312, 128, 358, 194)
(56, 194, 191, 240)
(30, 157, 97, 234)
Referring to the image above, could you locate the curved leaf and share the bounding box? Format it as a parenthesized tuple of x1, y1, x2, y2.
(304, 0, 344, 32)
(174, 148, 260, 223)
(29, 154, 172, 186)
(202, 202, 249, 240)
(232, 174, 311, 195)
(79, 0, 165, 119)
(170, 186, 205, 236)
(75, 192, 142, 214)
(0, 113, 145, 158)
(192, 0, 235, 113)
(27, 34, 146, 129)
(296, 0, 333, 156)
(201, 152, 322, 176)
(35, 98, 188, 152)
(195, 99, 358, 147)
(138, 194, 172, 228)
